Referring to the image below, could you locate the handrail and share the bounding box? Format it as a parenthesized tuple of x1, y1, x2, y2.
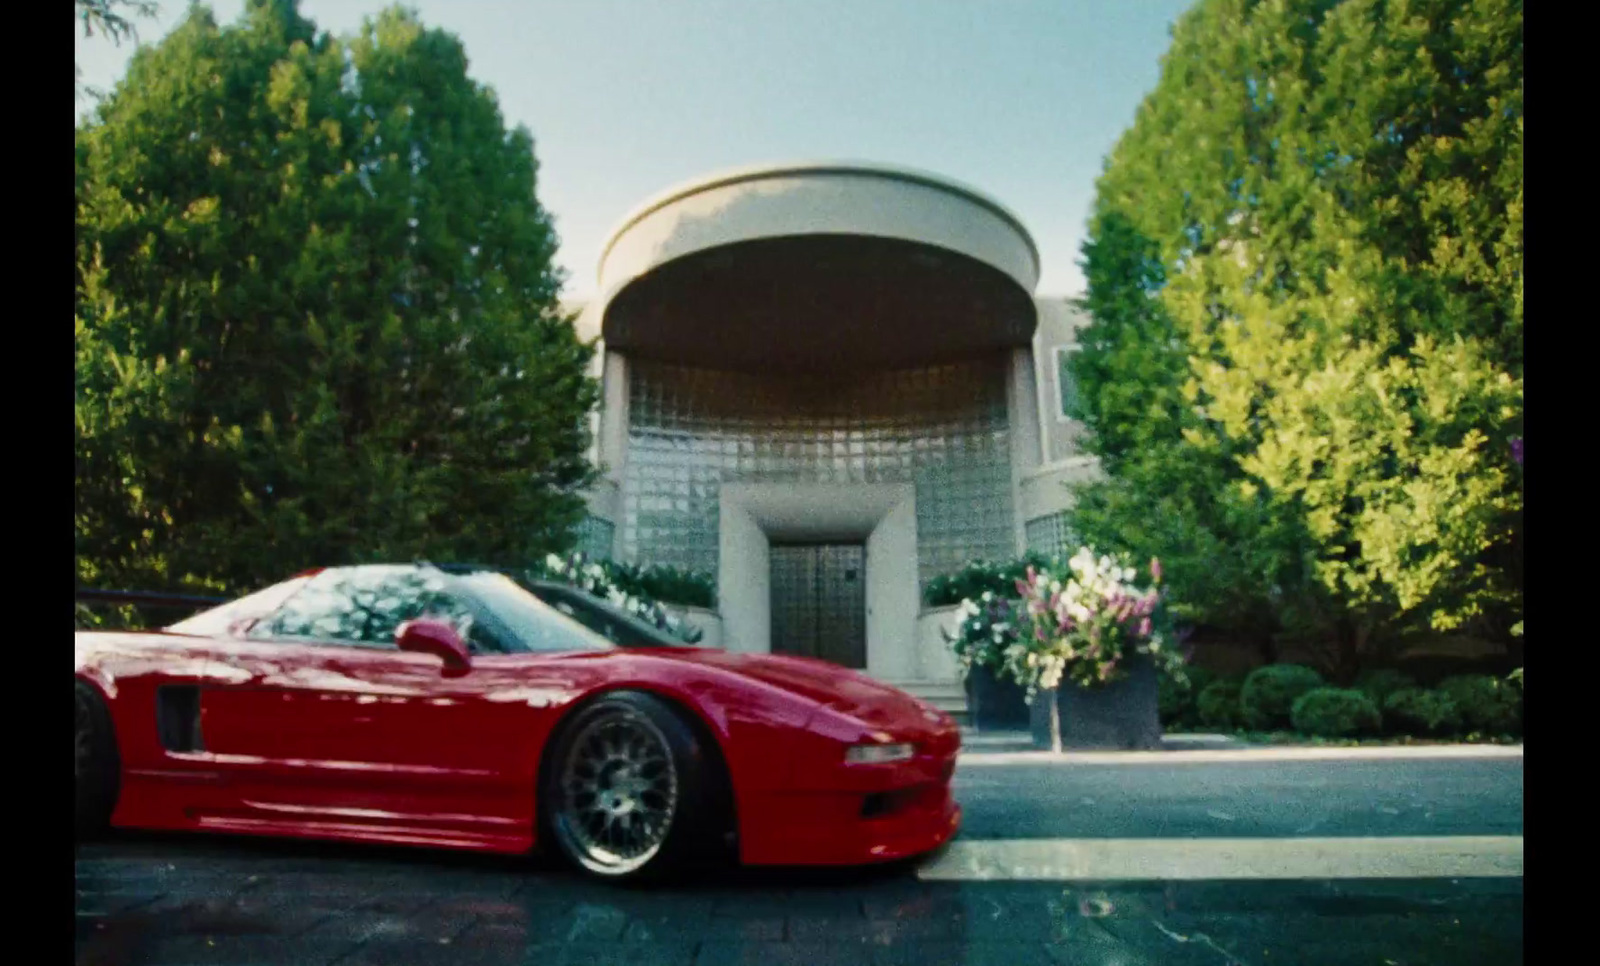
(74, 588, 227, 609)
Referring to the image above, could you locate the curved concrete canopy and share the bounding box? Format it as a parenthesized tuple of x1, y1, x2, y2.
(597, 162, 1041, 370)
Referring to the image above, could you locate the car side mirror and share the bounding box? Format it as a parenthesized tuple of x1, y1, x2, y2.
(396, 618, 471, 675)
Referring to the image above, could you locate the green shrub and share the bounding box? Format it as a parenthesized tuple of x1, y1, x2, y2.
(924, 552, 1057, 607)
(1159, 666, 1218, 728)
(596, 561, 716, 609)
(1355, 668, 1418, 706)
(1438, 675, 1521, 735)
(1240, 664, 1325, 730)
(531, 554, 706, 641)
(1196, 679, 1244, 729)
(1290, 688, 1381, 737)
(634, 565, 716, 609)
(1383, 688, 1463, 736)
(1158, 671, 1193, 726)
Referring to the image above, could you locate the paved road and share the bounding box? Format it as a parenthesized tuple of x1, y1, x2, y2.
(954, 754, 1524, 840)
(75, 751, 1523, 966)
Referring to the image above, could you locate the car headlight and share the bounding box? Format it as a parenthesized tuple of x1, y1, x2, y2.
(845, 742, 915, 764)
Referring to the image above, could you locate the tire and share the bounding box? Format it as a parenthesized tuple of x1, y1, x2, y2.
(540, 691, 723, 881)
(75, 680, 120, 837)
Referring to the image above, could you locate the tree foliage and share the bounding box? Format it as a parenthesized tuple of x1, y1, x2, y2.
(76, 0, 160, 97)
(1067, 0, 1522, 678)
(76, 0, 598, 595)
(76, 0, 159, 45)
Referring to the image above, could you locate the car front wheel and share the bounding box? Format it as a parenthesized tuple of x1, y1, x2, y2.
(542, 691, 716, 881)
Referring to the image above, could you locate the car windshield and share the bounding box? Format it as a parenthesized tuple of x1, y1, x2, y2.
(529, 582, 687, 648)
(449, 570, 618, 653)
(166, 577, 312, 637)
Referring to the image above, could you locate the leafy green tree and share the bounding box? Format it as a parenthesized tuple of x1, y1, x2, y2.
(76, 0, 598, 595)
(1069, 210, 1318, 659)
(1068, 0, 1521, 679)
(1069, 211, 1186, 471)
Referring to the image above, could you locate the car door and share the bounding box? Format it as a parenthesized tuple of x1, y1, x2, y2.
(196, 566, 548, 846)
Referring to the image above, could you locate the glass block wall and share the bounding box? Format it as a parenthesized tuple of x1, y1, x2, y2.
(622, 355, 1016, 588)
(1024, 511, 1077, 560)
(572, 515, 615, 560)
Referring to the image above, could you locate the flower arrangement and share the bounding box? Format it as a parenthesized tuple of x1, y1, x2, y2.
(1005, 548, 1183, 697)
(942, 591, 1022, 675)
(534, 552, 704, 643)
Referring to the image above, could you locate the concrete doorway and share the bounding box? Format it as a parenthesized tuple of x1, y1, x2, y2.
(769, 543, 867, 668)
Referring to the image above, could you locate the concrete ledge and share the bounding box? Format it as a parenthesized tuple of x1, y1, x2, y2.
(958, 743, 1524, 765)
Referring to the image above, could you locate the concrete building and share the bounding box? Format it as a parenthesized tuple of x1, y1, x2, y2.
(565, 162, 1096, 711)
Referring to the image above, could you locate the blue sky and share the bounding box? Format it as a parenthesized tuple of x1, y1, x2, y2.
(76, 0, 1192, 299)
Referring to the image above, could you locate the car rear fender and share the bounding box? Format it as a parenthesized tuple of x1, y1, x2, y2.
(75, 667, 117, 705)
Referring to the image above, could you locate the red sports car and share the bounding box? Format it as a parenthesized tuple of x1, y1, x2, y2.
(74, 563, 962, 880)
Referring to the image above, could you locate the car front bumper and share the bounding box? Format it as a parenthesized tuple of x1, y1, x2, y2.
(736, 747, 962, 866)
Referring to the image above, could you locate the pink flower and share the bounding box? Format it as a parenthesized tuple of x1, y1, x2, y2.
(1150, 558, 1162, 583)
(1138, 617, 1152, 637)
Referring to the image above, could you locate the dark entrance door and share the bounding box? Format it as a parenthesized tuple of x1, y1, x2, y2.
(769, 543, 867, 668)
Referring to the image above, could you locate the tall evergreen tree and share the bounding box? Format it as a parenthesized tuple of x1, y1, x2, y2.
(76, 0, 598, 594)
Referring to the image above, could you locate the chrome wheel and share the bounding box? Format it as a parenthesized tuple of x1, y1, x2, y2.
(553, 709, 680, 875)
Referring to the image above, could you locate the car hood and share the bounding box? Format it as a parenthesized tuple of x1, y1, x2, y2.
(654, 648, 951, 734)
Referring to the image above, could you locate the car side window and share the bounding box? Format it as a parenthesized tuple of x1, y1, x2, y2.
(255, 567, 443, 649)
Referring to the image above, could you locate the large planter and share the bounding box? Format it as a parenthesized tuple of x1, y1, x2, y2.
(964, 664, 1031, 732)
(1029, 655, 1162, 751)
(916, 605, 965, 683)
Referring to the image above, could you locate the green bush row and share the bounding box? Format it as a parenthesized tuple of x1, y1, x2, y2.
(923, 552, 1057, 607)
(1162, 664, 1522, 739)
(601, 561, 717, 610)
